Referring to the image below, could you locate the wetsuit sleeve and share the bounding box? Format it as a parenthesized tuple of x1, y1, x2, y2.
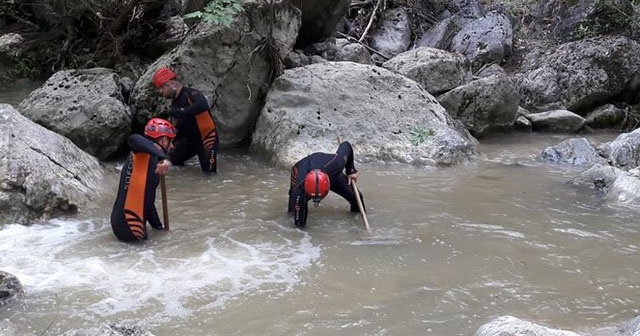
(147, 201, 163, 230)
(128, 134, 168, 160)
(323, 141, 358, 176)
(169, 89, 209, 117)
(340, 141, 358, 175)
(290, 185, 309, 228)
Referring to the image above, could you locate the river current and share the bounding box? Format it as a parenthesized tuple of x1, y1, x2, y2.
(1, 84, 639, 336)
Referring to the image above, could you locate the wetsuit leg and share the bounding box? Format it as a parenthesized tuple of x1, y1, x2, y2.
(330, 173, 365, 212)
(110, 210, 140, 242)
(170, 138, 197, 166)
(196, 144, 217, 173)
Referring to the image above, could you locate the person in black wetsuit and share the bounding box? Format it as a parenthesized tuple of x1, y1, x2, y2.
(110, 118, 176, 242)
(153, 67, 219, 173)
(288, 141, 365, 228)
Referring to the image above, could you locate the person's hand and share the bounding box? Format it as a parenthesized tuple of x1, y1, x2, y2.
(347, 171, 359, 185)
(156, 159, 172, 175)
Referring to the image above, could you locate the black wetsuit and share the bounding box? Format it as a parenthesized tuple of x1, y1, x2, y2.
(288, 141, 364, 228)
(111, 134, 168, 241)
(168, 87, 219, 173)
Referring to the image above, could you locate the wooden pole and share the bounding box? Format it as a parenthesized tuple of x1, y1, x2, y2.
(351, 181, 370, 231)
(337, 135, 370, 231)
(160, 175, 170, 231)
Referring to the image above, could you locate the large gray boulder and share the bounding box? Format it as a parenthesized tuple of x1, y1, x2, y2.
(0, 270, 23, 306)
(450, 11, 513, 69)
(382, 47, 471, 95)
(599, 128, 640, 170)
(517, 36, 640, 112)
(131, 0, 301, 147)
(18, 68, 132, 160)
(538, 138, 607, 166)
(0, 104, 105, 225)
(437, 74, 519, 136)
(474, 316, 581, 336)
(251, 62, 478, 167)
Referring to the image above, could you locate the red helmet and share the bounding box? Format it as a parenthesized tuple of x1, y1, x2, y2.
(152, 67, 177, 88)
(144, 118, 176, 139)
(304, 169, 330, 205)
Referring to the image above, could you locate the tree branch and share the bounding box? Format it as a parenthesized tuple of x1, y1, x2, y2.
(358, 0, 382, 42)
(337, 31, 389, 60)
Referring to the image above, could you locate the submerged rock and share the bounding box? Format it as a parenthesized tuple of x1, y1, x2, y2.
(599, 128, 640, 170)
(0, 270, 23, 306)
(580, 164, 640, 207)
(62, 324, 157, 336)
(538, 138, 607, 166)
(474, 315, 581, 336)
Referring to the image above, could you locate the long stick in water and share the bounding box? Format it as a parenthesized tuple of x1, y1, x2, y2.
(351, 180, 370, 231)
(337, 135, 371, 231)
(160, 175, 170, 231)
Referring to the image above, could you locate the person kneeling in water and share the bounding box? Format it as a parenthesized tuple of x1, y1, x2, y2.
(288, 141, 364, 228)
(111, 118, 175, 242)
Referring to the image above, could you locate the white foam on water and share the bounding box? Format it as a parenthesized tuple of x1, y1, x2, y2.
(0, 218, 320, 325)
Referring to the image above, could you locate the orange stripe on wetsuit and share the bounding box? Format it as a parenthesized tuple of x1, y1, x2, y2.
(187, 96, 217, 151)
(124, 153, 150, 241)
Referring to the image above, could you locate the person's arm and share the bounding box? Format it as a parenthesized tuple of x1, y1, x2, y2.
(338, 141, 358, 175)
(147, 201, 164, 230)
(128, 134, 168, 159)
(169, 89, 209, 117)
(323, 141, 358, 176)
(291, 186, 309, 228)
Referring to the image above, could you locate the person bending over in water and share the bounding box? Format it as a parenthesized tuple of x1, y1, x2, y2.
(288, 141, 365, 228)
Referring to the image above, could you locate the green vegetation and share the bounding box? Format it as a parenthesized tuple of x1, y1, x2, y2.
(184, 0, 244, 27)
(0, 55, 38, 79)
(570, 0, 640, 40)
(410, 127, 435, 146)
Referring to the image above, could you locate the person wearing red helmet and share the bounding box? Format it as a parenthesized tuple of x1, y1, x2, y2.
(288, 141, 364, 228)
(152, 67, 219, 173)
(110, 118, 176, 242)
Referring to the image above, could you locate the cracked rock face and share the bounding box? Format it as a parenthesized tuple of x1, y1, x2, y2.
(0, 104, 105, 225)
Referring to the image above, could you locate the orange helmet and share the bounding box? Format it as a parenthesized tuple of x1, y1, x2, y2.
(152, 67, 176, 88)
(304, 169, 330, 206)
(144, 118, 176, 139)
